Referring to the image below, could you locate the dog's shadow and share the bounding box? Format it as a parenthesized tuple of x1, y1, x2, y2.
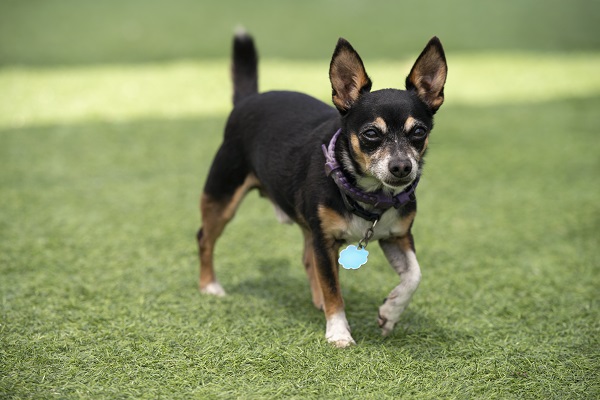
(229, 256, 472, 352)
(232, 256, 319, 315)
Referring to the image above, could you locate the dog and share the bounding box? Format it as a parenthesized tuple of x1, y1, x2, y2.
(197, 31, 447, 347)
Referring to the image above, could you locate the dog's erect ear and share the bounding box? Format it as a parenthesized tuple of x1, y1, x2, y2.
(329, 38, 372, 113)
(406, 37, 447, 113)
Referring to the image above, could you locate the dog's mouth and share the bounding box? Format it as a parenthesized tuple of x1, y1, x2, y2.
(382, 176, 415, 191)
(356, 174, 415, 192)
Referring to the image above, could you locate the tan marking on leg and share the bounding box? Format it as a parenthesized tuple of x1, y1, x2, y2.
(310, 234, 345, 321)
(318, 246, 344, 317)
(315, 204, 356, 345)
(396, 234, 414, 253)
(314, 241, 354, 347)
(220, 174, 260, 221)
(198, 174, 260, 293)
(390, 210, 416, 239)
(301, 229, 323, 309)
(308, 219, 354, 346)
(317, 205, 348, 240)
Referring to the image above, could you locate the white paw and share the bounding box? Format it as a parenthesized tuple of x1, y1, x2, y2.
(326, 312, 355, 348)
(378, 300, 405, 336)
(201, 282, 226, 297)
(378, 316, 396, 337)
(327, 335, 356, 348)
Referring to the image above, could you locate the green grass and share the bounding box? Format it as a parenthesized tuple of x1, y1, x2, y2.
(1, 0, 600, 398)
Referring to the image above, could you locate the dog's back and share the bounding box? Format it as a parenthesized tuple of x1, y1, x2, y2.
(223, 33, 339, 216)
(203, 33, 337, 222)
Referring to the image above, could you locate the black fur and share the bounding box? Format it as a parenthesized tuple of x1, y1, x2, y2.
(231, 31, 258, 105)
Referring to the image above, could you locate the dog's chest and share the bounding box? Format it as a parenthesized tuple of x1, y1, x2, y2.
(342, 208, 408, 242)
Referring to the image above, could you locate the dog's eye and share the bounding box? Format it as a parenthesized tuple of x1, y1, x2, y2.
(362, 129, 380, 141)
(411, 127, 428, 140)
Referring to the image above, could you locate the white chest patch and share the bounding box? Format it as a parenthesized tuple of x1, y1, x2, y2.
(342, 207, 407, 243)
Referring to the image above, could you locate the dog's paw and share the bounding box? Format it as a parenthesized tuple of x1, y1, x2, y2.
(327, 335, 356, 348)
(200, 282, 226, 297)
(378, 300, 404, 336)
(326, 312, 355, 348)
(377, 312, 396, 336)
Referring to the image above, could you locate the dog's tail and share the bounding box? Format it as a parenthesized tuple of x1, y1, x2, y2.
(231, 29, 258, 106)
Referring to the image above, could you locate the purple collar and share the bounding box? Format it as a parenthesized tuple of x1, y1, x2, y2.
(321, 129, 419, 217)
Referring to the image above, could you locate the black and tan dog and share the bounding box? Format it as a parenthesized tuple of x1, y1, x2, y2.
(197, 31, 447, 347)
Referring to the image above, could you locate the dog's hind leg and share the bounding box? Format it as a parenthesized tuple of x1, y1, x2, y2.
(197, 160, 259, 296)
(377, 234, 422, 336)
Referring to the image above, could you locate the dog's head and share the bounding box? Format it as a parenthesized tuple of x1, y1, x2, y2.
(329, 37, 447, 192)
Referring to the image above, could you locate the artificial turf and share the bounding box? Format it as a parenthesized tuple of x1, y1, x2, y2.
(1, 1, 599, 398)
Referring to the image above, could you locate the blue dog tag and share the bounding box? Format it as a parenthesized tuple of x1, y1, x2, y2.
(339, 245, 369, 270)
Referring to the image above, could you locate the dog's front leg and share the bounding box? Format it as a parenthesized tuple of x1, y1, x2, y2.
(312, 236, 355, 347)
(378, 234, 422, 336)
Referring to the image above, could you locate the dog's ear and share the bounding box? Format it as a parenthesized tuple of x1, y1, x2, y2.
(329, 38, 372, 113)
(406, 37, 447, 113)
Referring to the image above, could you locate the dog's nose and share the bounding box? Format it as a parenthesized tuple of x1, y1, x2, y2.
(389, 159, 412, 179)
